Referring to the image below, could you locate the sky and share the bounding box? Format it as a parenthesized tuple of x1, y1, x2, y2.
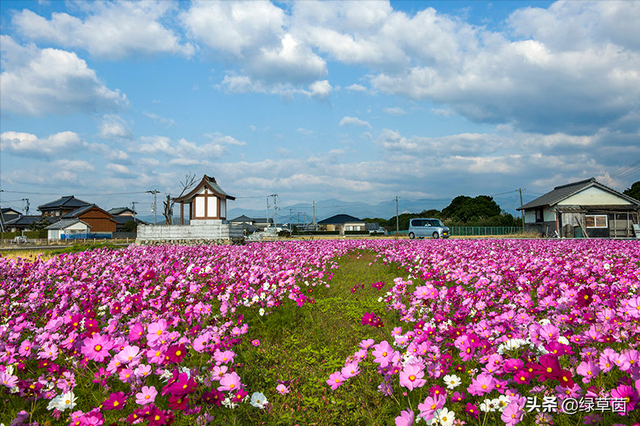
(1, 0, 639, 220)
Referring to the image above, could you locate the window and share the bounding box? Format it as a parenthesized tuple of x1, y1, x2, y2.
(585, 215, 607, 228)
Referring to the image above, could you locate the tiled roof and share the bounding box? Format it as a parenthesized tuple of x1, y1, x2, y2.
(38, 196, 91, 211)
(317, 214, 363, 225)
(62, 204, 97, 218)
(45, 219, 86, 230)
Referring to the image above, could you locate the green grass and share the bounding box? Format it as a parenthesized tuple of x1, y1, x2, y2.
(229, 250, 408, 425)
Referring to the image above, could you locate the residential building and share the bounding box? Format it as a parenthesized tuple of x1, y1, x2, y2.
(517, 177, 640, 238)
(317, 214, 366, 235)
(38, 196, 91, 217)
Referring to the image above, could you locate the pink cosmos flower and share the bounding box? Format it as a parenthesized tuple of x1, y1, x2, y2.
(501, 402, 525, 426)
(417, 393, 446, 420)
(251, 339, 260, 346)
(81, 333, 112, 362)
(372, 341, 395, 367)
(18, 340, 32, 357)
(218, 372, 242, 392)
(37, 343, 58, 360)
(395, 409, 414, 426)
(128, 323, 145, 342)
(135, 385, 157, 406)
(467, 373, 495, 396)
(276, 384, 289, 395)
(399, 364, 426, 391)
(359, 339, 374, 349)
(576, 360, 600, 383)
(610, 384, 638, 413)
(213, 349, 235, 364)
(0, 371, 18, 389)
(147, 319, 168, 344)
(116, 345, 141, 364)
(341, 361, 361, 379)
(326, 372, 345, 390)
(211, 365, 228, 381)
(118, 368, 134, 383)
(134, 364, 151, 378)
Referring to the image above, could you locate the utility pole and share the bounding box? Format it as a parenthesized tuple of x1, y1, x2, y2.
(518, 188, 525, 231)
(22, 198, 29, 215)
(312, 200, 316, 231)
(146, 190, 159, 225)
(273, 194, 278, 230)
(395, 196, 400, 237)
(266, 197, 270, 230)
(131, 201, 139, 216)
(0, 190, 5, 233)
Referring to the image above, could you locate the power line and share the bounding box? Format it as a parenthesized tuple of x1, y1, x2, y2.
(1, 190, 155, 196)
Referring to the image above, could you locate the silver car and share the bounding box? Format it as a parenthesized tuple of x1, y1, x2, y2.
(408, 218, 450, 239)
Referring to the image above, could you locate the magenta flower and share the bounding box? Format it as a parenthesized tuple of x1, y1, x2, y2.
(135, 385, 157, 406)
(326, 372, 345, 390)
(128, 323, 144, 341)
(251, 339, 260, 346)
(501, 402, 524, 425)
(395, 408, 414, 426)
(611, 384, 638, 413)
(81, 333, 112, 362)
(102, 391, 126, 410)
(399, 364, 426, 391)
(577, 359, 600, 383)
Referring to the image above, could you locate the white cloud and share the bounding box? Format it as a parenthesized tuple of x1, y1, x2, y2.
(182, 2, 326, 87)
(13, 2, 194, 59)
(0, 36, 127, 116)
(143, 112, 176, 127)
(99, 114, 133, 140)
(339, 116, 371, 128)
(1, 130, 83, 157)
(345, 84, 367, 92)
(384, 107, 407, 116)
(204, 132, 246, 146)
(106, 163, 135, 177)
(296, 128, 314, 136)
(308, 80, 332, 100)
(53, 159, 95, 172)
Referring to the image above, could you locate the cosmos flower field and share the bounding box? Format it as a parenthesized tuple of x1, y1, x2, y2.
(1, 239, 639, 426)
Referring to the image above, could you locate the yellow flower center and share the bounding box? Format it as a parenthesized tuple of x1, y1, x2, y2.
(95, 345, 102, 352)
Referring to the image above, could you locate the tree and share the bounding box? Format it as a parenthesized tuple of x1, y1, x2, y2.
(163, 174, 197, 225)
(623, 181, 640, 201)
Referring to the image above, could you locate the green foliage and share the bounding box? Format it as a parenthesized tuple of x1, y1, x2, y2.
(49, 242, 123, 255)
(442, 195, 502, 222)
(123, 220, 138, 232)
(623, 181, 640, 201)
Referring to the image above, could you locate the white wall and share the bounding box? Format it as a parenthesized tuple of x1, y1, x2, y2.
(195, 197, 205, 217)
(558, 186, 632, 206)
(208, 196, 217, 217)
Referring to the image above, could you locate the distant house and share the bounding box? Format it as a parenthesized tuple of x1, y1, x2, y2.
(108, 207, 137, 217)
(38, 196, 92, 217)
(517, 177, 640, 238)
(173, 175, 236, 225)
(4, 215, 56, 233)
(317, 214, 366, 235)
(229, 215, 273, 233)
(1, 208, 21, 223)
(61, 204, 117, 236)
(45, 219, 90, 241)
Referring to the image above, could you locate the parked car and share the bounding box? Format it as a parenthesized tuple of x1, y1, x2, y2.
(408, 218, 450, 239)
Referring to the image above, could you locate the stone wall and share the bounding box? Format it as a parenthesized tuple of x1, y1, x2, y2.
(136, 221, 244, 244)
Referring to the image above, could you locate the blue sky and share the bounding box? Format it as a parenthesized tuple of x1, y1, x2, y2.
(1, 0, 638, 219)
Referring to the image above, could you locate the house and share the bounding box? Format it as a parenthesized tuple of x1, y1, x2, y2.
(45, 219, 90, 241)
(61, 204, 117, 236)
(108, 207, 137, 217)
(317, 214, 367, 235)
(38, 196, 91, 217)
(173, 175, 236, 225)
(3, 215, 57, 233)
(1, 208, 21, 223)
(517, 177, 640, 238)
(229, 215, 273, 231)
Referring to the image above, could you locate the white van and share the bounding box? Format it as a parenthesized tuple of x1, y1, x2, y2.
(408, 218, 450, 239)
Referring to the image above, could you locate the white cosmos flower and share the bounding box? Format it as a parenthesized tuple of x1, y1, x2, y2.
(429, 407, 455, 426)
(443, 374, 461, 389)
(250, 392, 268, 409)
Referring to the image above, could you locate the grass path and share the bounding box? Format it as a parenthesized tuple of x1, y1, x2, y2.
(231, 250, 410, 425)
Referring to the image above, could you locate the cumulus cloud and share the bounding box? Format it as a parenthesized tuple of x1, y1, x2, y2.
(13, 1, 194, 59)
(345, 84, 367, 92)
(182, 1, 326, 88)
(339, 116, 372, 128)
(0, 36, 127, 116)
(143, 112, 176, 127)
(0, 130, 83, 157)
(384, 107, 407, 116)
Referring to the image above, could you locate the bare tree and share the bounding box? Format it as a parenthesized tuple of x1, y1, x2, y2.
(163, 174, 197, 224)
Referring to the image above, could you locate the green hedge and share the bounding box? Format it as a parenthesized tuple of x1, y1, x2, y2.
(1, 230, 47, 239)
